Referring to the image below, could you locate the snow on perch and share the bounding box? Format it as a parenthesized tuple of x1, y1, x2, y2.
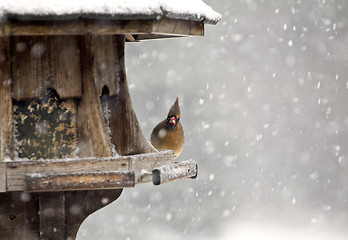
(152, 160, 198, 185)
(0, 0, 221, 24)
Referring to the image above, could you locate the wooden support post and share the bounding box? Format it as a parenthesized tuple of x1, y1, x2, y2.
(0, 162, 5, 192)
(39, 192, 66, 240)
(104, 35, 156, 155)
(0, 36, 12, 193)
(77, 35, 114, 158)
(0, 36, 13, 162)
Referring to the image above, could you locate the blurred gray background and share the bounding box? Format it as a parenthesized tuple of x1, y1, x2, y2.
(78, 0, 348, 239)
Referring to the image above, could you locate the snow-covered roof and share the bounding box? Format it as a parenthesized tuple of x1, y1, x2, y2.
(0, 0, 221, 25)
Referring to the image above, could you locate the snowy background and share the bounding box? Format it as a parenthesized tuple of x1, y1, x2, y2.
(78, 0, 348, 239)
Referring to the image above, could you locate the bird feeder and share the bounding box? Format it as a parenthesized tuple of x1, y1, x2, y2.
(0, 1, 221, 239)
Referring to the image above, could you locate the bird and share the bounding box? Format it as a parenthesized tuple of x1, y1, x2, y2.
(150, 97, 184, 158)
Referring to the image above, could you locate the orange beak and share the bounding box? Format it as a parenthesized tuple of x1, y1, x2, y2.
(169, 116, 176, 125)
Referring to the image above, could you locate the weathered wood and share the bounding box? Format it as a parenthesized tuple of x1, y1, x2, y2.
(0, 192, 40, 239)
(130, 151, 175, 183)
(1, 19, 152, 36)
(65, 189, 123, 239)
(134, 34, 186, 41)
(0, 17, 204, 38)
(134, 19, 204, 41)
(0, 36, 12, 193)
(0, 162, 5, 192)
(126, 34, 137, 42)
(6, 156, 129, 191)
(77, 35, 114, 158)
(85, 19, 153, 35)
(190, 20, 204, 36)
(39, 192, 65, 240)
(25, 170, 135, 192)
(93, 35, 119, 96)
(11, 35, 82, 100)
(0, 36, 13, 162)
(65, 191, 88, 240)
(105, 36, 156, 156)
(5, 152, 176, 190)
(152, 160, 198, 185)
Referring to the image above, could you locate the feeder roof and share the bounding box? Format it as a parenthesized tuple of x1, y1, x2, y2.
(0, 0, 221, 25)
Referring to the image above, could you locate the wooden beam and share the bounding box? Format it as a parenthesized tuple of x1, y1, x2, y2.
(104, 36, 157, 156)
(0, 36, 12, 193)
(25, 170, 135, 192)
(130, 150, 175, 183)
(1, 19, 153, 36)
(152, 160, 198, 185)
(6, 156, 129, 191)
(5, 151, 175, 191)
(77, 35, 115, 158)
(0, 162, 6, 192)
(0, 17, 204, 39)
(0, 36, 13, 162)
(39, 192, 65, 240)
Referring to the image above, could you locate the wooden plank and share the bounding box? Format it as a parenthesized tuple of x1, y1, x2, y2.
(1, 19, 153, 36)
(105, 36, 157, 155)
(39, 192, 65, 240)
(85, 19, 153, 35)
(134, 34, 186, 41)
(77, 35, 114, 158)
(153, 17, 177, 35)
(93, 35, 119, 96)
(11, 35, 82, 100)
(0, 192, 40, 239)
(151, 17, 204, 36)
(0, 36, 13, 163)
(190, 20, 204, 36)
(25, 170, 135, 192)
(2, 19, 86, 36)
(152, 160, 198, 185)
(6, 156, 129, 191)
(0, 37, 12, 193)
(0, 162, 5, 192)
(130, 150, 175, 183)
(0, 18, 204, 38)
(65, 191, 88, 240)
(6, 152, 174, 191)
(173, 20, 191, 35)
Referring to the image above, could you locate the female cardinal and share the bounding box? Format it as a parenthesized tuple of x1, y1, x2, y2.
(150, 97, 184, 158)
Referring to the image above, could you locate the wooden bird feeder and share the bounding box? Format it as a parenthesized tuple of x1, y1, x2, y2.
(0, 1, 220, 239)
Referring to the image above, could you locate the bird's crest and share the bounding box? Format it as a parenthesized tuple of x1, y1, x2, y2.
(168, 97, 181, 119)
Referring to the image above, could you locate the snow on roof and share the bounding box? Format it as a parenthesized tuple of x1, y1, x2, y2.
(0, 0, 221, 24)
